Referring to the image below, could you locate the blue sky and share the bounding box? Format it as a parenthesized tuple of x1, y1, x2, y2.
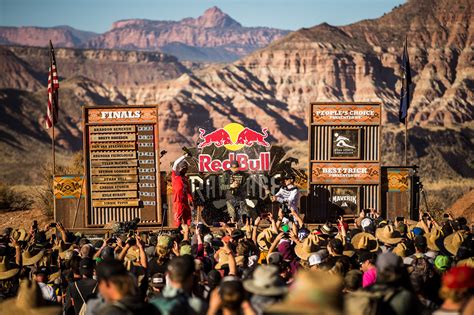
(0, 0, 405, 33)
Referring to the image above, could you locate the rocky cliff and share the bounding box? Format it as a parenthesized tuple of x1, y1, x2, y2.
(0, 7, 289, 62)
(0, 26, 97, 47)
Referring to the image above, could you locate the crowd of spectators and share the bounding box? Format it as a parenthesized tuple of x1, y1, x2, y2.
(0, 208, 472, 314)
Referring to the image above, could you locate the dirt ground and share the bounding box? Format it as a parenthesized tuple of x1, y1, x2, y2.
(0, 208, 52, 232)
(447, 189, 474, 223)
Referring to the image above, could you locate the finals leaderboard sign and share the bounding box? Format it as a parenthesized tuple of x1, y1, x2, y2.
(83, 105, 162, 227)
(308, 102, 381, 222)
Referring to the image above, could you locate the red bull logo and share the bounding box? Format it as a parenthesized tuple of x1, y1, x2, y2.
(199, 152, 270, 172)
(198, 123, 270, 150)
(197, 123, 271, 172)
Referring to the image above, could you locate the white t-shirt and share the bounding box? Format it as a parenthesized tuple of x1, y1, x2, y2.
(38, 282, 56, 302)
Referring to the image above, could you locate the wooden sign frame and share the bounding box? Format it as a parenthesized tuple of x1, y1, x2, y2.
(308, 102, 382, 219)
(83, 105, 162, 228)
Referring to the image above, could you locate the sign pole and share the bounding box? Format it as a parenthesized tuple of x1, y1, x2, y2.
(404, 120, 408, 166)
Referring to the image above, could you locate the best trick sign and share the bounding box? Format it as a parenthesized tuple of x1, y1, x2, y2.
(83, 105, 162, 227)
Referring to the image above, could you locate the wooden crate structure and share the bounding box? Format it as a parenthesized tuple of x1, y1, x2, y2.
(307, 102, 382, 222)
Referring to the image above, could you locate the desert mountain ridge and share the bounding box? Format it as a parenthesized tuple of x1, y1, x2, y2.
(0, 7, 289, 62)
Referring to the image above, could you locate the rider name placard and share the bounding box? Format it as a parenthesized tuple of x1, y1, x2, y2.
(90, 142, 136, 151)
(90, 133, 136, 142)
(91, 191, 137, 200)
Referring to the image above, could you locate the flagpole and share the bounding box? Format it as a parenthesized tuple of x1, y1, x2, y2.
(50, 41, 57, 221)
(404, 117, 408, 166)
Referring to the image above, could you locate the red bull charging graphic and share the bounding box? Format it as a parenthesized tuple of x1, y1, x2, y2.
(197, 123, 271, 172)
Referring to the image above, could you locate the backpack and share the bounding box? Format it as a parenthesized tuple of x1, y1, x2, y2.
(75, 282, 97, 315)
(410, 255, 434, 283)
(345, 289, 398, 315)
(151, 293, 195, 315)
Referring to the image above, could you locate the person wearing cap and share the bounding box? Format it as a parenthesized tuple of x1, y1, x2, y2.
(220, 160, 249, 222)
(271, 174, 300, 223)
(64, 257, 97, 314)
(34, 266, 57, 302)
(433, 266, 474, 315)
(147, 273, 166, 299)
(150, 255, 205, 315)
(171, 152, 194, 227)
(359, 252, 377, 288)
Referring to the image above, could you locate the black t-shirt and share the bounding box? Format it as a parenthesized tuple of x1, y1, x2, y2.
(147, 258, 169, 277)
(66, 277, 98, 314)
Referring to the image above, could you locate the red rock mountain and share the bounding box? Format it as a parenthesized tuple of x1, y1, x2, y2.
(0, 25, 97, 47)
(0, 7, 288, 62)
(86, 7, 289, 61)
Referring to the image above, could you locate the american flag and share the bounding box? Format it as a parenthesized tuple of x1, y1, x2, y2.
(44, 40, 59, 129)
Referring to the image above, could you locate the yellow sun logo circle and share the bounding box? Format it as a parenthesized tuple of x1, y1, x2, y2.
(223, 123, 245, 151)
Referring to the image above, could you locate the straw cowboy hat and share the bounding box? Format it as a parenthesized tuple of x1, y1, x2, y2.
(427, 228, 442, 251)
(0, 257, 19, 280)
(53, 240, 74, 260)
(0, 279, 61, 315)
(215, 251, 231, 270)
(11, 228, 27, 242)
(243, 265, 288, 296)
(321, 223, 338, 236)
(257, 228, 274, 250)
(22, 247, 44, 266)
(351, 232, 379, 253)
(375, 225, 403, 245)
(125, 247, 140, 262)
(295, 234, 323, 260)
(48, 266, 61, 284)
(444, 231, 468, 256)
(457, 257, 474, 268)
(392, 242, 408, 258)
(266, 270, 343, 314)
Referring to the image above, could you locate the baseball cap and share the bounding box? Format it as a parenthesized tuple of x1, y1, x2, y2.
(203, 234, 213, 244)
(35, 266, 49, 276)
(231, 229, 244, 240)
(150, 273, 166, 288)
(157, 235, 172, 249)
(308, 253, 323, 266)
(359, 252, 375, 264)
(412, 227, 424, 236)
(361, 218, 373, 230)
(80, 258, 94, 272)
(434, 255, 451, 272)
(414, 235, 427, 247)
(180, 244, 192, 256)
